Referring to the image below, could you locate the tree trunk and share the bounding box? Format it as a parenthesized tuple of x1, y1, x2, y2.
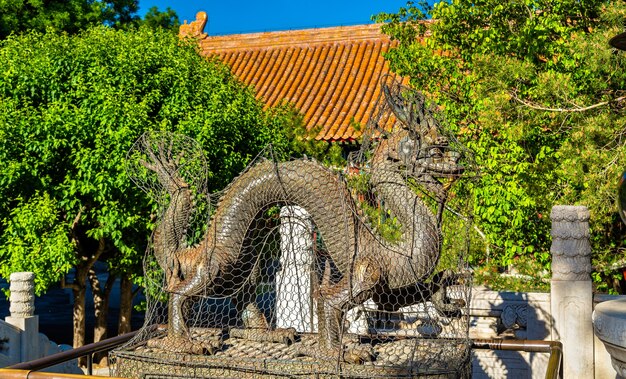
(64, 229, 106, 368)
(71, 263, 89, 367)
(89, 269, 116, 365)
(71, 272, 87, 349)
(118, 274, 133, 335)
(89, 270, 115, 343)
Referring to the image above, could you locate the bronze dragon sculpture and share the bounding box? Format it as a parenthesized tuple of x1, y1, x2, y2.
(128, 80, 467, 363)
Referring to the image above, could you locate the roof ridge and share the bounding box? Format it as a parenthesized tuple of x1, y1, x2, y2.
(197, 23, 389, 52)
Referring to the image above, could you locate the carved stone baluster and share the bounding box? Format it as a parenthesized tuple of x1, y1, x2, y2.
(5, 272, 40, 362)
(550, 205, 593, 378)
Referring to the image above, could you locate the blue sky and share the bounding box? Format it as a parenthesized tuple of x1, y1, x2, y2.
(138, 1, 409, 36)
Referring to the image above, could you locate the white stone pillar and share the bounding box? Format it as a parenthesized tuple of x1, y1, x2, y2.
(5, 272, 40, 362)
(550, 206, 594, 378)
(278, 206, 316, 332)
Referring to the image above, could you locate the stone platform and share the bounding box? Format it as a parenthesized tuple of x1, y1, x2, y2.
(110, 327, 470, 378)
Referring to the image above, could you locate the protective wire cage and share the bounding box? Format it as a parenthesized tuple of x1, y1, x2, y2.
(110, 78, 476, 379)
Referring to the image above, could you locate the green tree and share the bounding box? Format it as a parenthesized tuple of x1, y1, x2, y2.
(265, 102, 346, 167)
(100, 0, 140, 28)
(0, 0, 181, 38)
(0, 0, 135, 38)
(0, 26, 293, 350)
(376, 1, 626, 289)
(140, 6, 180, 31)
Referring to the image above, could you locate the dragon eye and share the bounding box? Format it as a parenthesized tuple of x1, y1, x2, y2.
(402, 142, 412, 154)
(398, 137, 414, 163)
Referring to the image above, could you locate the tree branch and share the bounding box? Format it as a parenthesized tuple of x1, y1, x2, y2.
(103, 273, 116, 299)
(69, 206, 84, 252)
(511, 92, 626, 112)
(61, 275, 80, 291)
(85, 237, 106, 269)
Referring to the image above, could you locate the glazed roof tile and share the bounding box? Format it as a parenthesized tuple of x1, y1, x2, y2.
(181, 13, 403, 142)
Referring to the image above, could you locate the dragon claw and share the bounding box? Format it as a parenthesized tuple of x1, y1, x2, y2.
(343, 345, 376, 364)
(230, 327, 298, 345)
(279, 328, 298, 345)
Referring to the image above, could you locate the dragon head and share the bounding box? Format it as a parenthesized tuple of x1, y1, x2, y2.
(367, 80, 465, 201)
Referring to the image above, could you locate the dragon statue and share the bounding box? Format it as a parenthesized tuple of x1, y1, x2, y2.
(127, 79, 468, 363)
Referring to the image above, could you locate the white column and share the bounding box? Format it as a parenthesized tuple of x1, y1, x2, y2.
(550, 206, 594, 378)
(277, 206, 316, 332)
(5, 272, 39, 362)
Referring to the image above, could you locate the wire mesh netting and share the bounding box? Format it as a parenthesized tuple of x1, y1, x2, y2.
(111, 78, 476, 379)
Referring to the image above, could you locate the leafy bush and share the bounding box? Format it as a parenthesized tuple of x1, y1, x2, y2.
(376, 1, 626, 290)
(0, 25, 298, 344)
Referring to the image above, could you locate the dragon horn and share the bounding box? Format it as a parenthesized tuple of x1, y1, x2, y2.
(382, 80, 410, 128)
(322, 259, 332, 289)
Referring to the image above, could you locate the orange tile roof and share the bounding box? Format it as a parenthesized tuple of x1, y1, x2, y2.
(181, 12, 403, 142)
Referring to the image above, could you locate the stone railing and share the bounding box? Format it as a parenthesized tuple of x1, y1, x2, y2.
(470, 205, 621, 379)
(469, 288, 552, 378)
(0, 272, 80, 374)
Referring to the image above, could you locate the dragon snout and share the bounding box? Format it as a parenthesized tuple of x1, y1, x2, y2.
(393, 134, 465, 177)
(434, 136, 449, 146)
(414, 146, 465, 177)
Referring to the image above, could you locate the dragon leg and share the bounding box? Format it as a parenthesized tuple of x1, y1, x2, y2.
(371, 271, 465, 331)
(148, 263, 222, 355)
(302, 257, 380, 363)
(429, 270, 466, 318)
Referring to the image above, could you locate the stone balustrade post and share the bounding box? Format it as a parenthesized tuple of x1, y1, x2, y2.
(5, 272, 40, 362)
(550, 205, 594, 378)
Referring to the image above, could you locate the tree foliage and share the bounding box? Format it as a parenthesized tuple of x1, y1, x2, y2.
(265, 102, 346, 167)
(0, 26, 296, 344)
(0, 193, 75, 296)
(376, 1, 626, 289)
(141, 6, 180, 31)
(0, 0, 180, 39)
(0, 0, 133, 38)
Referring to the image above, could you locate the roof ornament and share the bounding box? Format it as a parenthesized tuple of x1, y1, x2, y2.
(179, 11, 208, 39)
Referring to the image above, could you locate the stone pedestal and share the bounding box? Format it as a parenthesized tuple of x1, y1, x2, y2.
(5, 315, 39, 362)
(551, 280, 593, 375)
(550, 206, 594, 378)
(593, 297, 626, 377)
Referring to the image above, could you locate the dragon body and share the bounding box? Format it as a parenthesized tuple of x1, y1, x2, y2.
(133, 82, 466, 361)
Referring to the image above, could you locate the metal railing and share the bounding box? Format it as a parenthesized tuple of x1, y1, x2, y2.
(472, 339, 563, 379)
(4, 329, 141, 376)
(0, 369, 128, 379)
